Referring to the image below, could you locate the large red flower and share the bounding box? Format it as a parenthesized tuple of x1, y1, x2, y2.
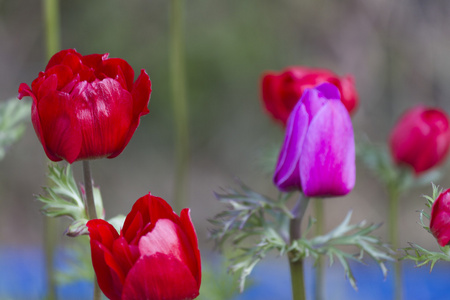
(261, 66, 358, 126)
(87, 194, 201, 300)
(18, 49, 151, 163)
(389, 105, 450, 174)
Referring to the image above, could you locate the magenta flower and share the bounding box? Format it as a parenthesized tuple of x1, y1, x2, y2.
(430, 189, 450, 247)
(273, 83, 355, 197)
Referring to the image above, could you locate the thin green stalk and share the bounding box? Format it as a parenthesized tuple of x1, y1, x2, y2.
(42, 0, 60, 299)
(43, 217, 57, 300)
(82, 161, 101, 300)
(43, 0, 60, 58)
(170, 0, 189, 213)
(289, 259, 306, 300)
(314, 199, 324, 300)
(289, 195, 310, 300)
(388, 184, 401, 300)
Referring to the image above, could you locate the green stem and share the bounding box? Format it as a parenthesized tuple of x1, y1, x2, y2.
(82, 161, 101, 300)
(314, 199, 324, 300)
(289, 194, 310, 300)
(43, 0, 60, 58)
(82, 161, 97, 221)
(388, 184, 401, 300)
(169, 0, 189, 213)
(42, 0, 60, 299)
(43, 218, 57, 300)
(289, 259, 306, 300)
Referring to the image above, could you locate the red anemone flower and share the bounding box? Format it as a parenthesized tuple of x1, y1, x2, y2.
(87, 194, 201, 300)
(18, 49, 151, 163)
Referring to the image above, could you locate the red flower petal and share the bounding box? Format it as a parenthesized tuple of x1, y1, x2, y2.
(102, 58, 135, 91)
(45, 49, 81, 71)
(87, 219, 120, 249)
(122, 253, 199, 300)
(60, 52, 83, 74)
(45, 65, 74, 91)
(37, 90, 82, 163)
(112, 237, 136, 276)
(180, 208, 202, 288)
(18, 83, 34, 101)
(70, 79, 133, 161)
(123, 211, 144, 245)
(131, 70, 151, 118)
(90, 240, 124, 300)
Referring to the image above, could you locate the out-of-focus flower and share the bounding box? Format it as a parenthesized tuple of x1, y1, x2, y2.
(389, 106, 450, 174)
(273, 83, 355, 197)
(87, 193, 201, 300)
(430, 189, 450, 247)
(18, 49, 151, 163)
(261, 66, 358, 126)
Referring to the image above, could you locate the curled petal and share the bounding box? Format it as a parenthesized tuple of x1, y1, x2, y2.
(180, 208, 202, 288)
(273, 101, 309, 191)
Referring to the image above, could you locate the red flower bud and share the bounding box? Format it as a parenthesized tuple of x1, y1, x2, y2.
(430, 189, 450, 247)
(18, 49, 152, 163)
(389, 106, 450, 174)
(261, 66, 358, 126)
(87, 194, 201, 300)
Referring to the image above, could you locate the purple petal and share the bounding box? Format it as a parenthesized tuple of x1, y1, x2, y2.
(300, 100, 355, 197)
(273, 101, 309, 191)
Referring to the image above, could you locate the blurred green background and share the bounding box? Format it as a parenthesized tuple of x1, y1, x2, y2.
(1, 0, 450, 297)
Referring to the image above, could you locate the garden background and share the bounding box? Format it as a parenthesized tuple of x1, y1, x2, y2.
(1, 0, 450, 299)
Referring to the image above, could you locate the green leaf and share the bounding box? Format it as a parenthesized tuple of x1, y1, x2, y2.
(36, 164, 104, 237)
(0, 99, 31, 160)
(210, 181, 292, 291)
(290, 211, 394, 289)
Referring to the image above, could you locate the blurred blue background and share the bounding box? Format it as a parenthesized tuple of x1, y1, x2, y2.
(2, 0, 450, 299)
(1, 248, 449, 299)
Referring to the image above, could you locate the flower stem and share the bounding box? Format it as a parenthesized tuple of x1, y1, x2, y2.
(314, 198, 325, 300)
(289, 194, 310, 300)
(43, 0, 60, 58)
(82, 161, 101, 300)
(388, 183, 401, 300)
(43, 217, 57, 300)
(82, 161, 97, 221)
(42, 0, 60, 298)
(170, 0, 189, 213)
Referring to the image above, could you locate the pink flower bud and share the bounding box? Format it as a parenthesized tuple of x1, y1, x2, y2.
(389, 106, 450, 174)
(430, 189, 450, 247)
